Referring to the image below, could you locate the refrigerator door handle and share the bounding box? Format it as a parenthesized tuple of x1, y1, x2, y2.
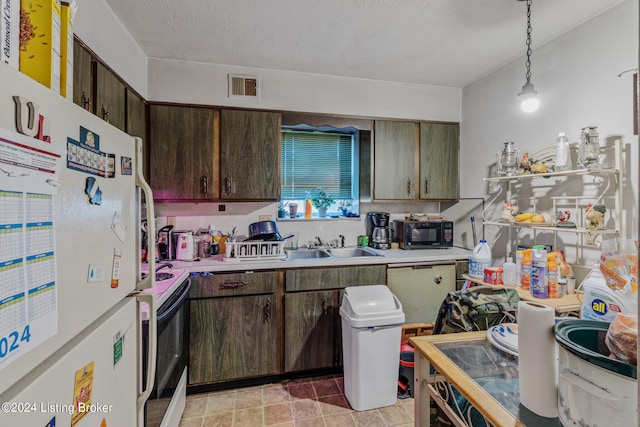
(134, 137, 156, 291)
(136, 292, 157, 416)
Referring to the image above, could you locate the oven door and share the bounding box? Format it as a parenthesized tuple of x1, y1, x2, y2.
(143, 279, 191, 427)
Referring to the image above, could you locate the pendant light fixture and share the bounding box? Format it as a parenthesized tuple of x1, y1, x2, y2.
(517, 0, 539, 112)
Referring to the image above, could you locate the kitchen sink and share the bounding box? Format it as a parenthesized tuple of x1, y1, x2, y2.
(284, 247, 383, 260)
(326, 247, 382, 257)
(284, 249, 332, 259)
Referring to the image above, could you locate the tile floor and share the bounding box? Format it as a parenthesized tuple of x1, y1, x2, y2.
(179, 375, 414, 427)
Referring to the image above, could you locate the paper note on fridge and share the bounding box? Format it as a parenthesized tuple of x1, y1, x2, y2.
(0, 126, 64, 194)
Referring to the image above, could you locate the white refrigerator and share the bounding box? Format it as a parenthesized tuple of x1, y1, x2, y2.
(0, 64, 157, 426)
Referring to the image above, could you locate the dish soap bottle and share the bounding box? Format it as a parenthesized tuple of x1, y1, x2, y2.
(554, 132, 572, 172)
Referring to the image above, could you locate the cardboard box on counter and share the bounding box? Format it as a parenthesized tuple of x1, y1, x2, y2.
(1, 0, 19, 68)
(59, 0, 75, 99)
(19, 0, 61, 93)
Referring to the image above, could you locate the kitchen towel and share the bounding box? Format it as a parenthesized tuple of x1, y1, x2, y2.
(517, 301, 558, 418)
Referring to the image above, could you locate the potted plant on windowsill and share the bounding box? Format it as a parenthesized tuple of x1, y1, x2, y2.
(311, 187, 335, 218)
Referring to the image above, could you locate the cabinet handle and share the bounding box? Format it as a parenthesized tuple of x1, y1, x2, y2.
(424, 178, 428, 195)
(81, 91, 91, 111)
(407, 178, 411, 197)
(264, 298, 272, 323)
(200, 175, 208, 195)
(220, 280, 247, 289)
(101, 105, 110, 123)
(224, 174, 234, 195)
(434, 275, 443, 285)
(322, 299, 328, 316)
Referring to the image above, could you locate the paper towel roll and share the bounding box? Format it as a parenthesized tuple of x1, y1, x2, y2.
(518, 301, 558, 418)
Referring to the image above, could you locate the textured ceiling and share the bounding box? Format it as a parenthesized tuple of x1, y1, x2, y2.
(103, 0, 624, 88)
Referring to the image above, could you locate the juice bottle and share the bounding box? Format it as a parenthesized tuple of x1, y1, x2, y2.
(547, 252, 558, 298)
(520, 249, 532, 290)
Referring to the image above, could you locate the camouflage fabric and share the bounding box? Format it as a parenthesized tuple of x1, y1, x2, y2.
(432, 285, 520, 334)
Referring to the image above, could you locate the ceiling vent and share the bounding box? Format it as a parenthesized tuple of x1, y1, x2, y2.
(228, 74, 260, 99)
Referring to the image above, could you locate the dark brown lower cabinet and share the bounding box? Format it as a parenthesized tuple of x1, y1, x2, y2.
(188, 272, 278, 385)
(284, 290, 335, 372)
(284, 265, 386, 373)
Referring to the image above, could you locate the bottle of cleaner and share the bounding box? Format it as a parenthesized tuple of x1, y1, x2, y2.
(531, 245, 549, 298)
(520, 249, 532, 290)
(469, 239, 492, 279)
(547, 252, 558, 298)
(554, 132, 572, 172)
(502, 256, 517, 286)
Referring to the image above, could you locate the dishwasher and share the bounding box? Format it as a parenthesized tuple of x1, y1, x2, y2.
(387, 262, 456, 324)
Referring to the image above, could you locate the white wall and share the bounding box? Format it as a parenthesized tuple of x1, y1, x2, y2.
(73, 0, 147, 97)
(461, 0, 638, 267)
(147, 58, 461, 121)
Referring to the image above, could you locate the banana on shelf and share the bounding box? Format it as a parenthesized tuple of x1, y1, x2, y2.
(514, 212, 553, 223)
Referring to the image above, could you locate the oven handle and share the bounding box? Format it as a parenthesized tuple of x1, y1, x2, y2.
(136, 292, 157, 416)
(158, 279, 191, 322)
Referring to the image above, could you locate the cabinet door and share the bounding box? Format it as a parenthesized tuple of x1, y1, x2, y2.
(189, 294, 278, 384)
(95, 62, 126, 131)
(373, 120, 417, 200)
(149, 105, 216, 200)
(284, 291, 335, 372)
(387, 264, 456, 324)
(126, 90, 147, 179)
(419, 123, 459, 200)
(72, 39, 93, 113)
(220, 109, 281, 200)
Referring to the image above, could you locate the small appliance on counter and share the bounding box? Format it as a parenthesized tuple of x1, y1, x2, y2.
(174, 231, 196, 260)
(157, 225, 175, 260)
(393, 219, 453, 249)
(366, 212, 392, 249)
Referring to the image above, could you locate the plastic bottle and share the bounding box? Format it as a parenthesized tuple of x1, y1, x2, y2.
(554, 132, 572, 172)
(515, 249, 524, 286)
(502, 256, 517, 286)
(547, 252, 558, 298)
(531, 245, 549, 298)
(469, 239, 492, 279)
(304, 198, 313, 218)
(581, 264, 628, 322)
(520, 249, 532, 290)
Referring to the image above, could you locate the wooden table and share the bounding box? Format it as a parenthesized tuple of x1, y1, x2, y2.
(462, 274, 582, 315)
(410, 332, 562, 427)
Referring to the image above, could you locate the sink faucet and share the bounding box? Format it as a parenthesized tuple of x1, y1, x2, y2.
(156, 262, 173, 272)
(339, 235, 345, 248)
(315, 236, 323, 246)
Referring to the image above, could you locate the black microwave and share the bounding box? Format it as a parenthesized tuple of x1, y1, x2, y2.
(393, 220, 454, 249)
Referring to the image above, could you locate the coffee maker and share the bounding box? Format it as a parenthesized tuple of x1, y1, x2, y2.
(366, 212, 392, 249)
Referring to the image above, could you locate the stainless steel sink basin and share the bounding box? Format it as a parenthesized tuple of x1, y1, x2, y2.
(284, 249, 332, 259)
(326, 247, 382, 257)
(284, 247, 383, 260)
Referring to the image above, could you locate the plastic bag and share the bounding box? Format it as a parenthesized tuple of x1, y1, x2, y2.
(605, 313, 638, 365)
(599, 238, 638, 293)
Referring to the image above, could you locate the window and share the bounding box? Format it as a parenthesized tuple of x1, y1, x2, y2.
(281, 126, 359, 216)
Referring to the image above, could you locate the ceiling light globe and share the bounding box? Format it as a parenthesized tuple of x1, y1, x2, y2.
(520, 96, 540, 112)
(517, 81, 539, 112)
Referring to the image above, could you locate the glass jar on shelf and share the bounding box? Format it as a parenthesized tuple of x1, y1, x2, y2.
(578, 126, 601, 169)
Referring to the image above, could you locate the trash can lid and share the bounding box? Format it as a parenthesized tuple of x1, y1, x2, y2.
(340, 285, 405, 328)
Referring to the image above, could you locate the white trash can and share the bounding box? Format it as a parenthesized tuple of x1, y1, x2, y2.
(340, 285, 405, 411)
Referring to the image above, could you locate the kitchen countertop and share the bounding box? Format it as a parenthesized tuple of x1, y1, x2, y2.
(164, 246, 471, 273)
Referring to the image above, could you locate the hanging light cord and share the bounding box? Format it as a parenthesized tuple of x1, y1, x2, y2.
(524, 0, 533, 84)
